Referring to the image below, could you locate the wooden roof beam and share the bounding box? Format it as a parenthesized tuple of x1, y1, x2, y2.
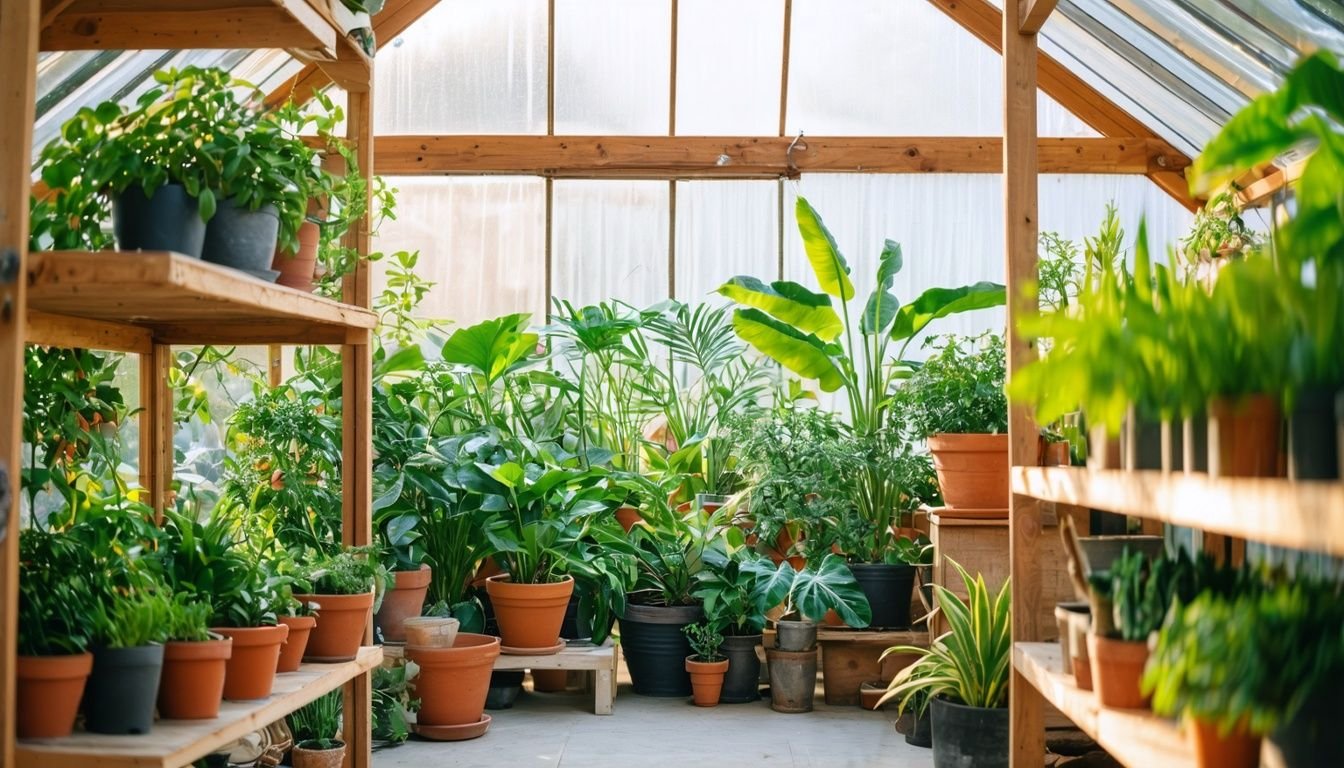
(1018, 0, 1059, 34)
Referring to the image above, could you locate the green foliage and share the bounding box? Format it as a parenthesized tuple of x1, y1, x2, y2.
(372, 661, 419, 745)
(781, 553, 872, 627)
(17, 529, 104, 656)
(164, 596, 214, 643)
(895, 333, 1007, 438)
(683, 621, 725, 662)
(301, 546, 389, 597)
(880, 559, 1011, 711)
(289, 690, 343, 751)
(95, 588, 172, 649)
(1107, 548, 1177, 642)
(1037, 232, 1084, 313)
(157, 502, 284, 628)
(693, 550, 793, 636)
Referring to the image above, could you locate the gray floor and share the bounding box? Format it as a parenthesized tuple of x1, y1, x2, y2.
(376, 673, 933, 768)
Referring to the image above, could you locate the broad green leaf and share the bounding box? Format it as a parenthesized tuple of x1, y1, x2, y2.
(795, 197, 855, 300)
(890, 282, 1006, 342)
(732, 308, 843, 392)
(486, 462, 526, 489)
(441, 313, 539, 384)
(876, 240, 903, 289)
(716, 276, 842, 340)
(790, 554, 871, 627)
(861, 290, 900, 335)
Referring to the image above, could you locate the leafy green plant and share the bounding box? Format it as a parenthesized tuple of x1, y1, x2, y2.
(372, 661, 419, 745)
(17, 528, 104, 656)
(895, 333, 1007, 438)
(95, 588, 173, 648)
(692, 550, 793, 637)
(880, 559, 1010, 711)
(301, 546, 390, 600)
(289, 690, 344, 751)
(683, 622, 725, 662)
(1037, 231, 1084, 313)
(778, 553, 872, 627)
(1105, 548, 1177, 641)
(1179, 189, 1261, 270)
(164, 596, 214, 643)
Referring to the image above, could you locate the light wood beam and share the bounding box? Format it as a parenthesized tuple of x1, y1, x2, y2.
(42, 0, 336, 53)
(1018, 0, 1058, 34)
(137, 345, 174, 522)
(375, 135, 1187, 177)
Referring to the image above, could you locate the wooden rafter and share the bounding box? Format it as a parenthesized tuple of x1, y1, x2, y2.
(1018, 0, 1058, 34)
(926, 0, 1198, 211)
(374, 135, 1188, 178)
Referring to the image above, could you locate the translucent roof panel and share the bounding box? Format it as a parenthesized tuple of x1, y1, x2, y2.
(675, 0, 785, 135)
(554, 0, 673, 134)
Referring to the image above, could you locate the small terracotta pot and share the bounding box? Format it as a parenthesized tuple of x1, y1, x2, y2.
(927, 433, 1009, 509)
(484, 574, 573, 652)
(276, 615, 316, 673)
(1041, 440, 1071, 467)
(1208, 395, 1282, 478)
(1087, 634, 1149, 709)
(1190, 717, 1261, 768)
(294, 591, 374, 662)
(405, 616, 461, 648)
(159, 636, 232, 719)
(16, 652, 93, 738)
(532, 669, 570, 692)
(374, 565, 432, 643)
(686, 656, 730, 707)
(273, 220, 320, 292)
(292, 740, 346, 768)
(615, 505, 644, 533)
(408, 633, 502, 726)
(213, 624, 289, 700)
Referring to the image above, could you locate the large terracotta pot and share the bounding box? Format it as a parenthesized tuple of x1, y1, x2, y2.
(1087, 634, 1149, 709)
(16, 652, 93, 738)
(686, 657, 730, 707)
(1209, 395, 1283, 478)
(484, 574, 573, 652)
(158, 636, 232, 719)
(272, 220, 320, 292)
(276, 615, 316, 673)
(616, 505, 644, 533)
(213, 624, 288, 700)
(374, 565, 432, 643)
(294, 591, 374, 662)
(408, 633, 502, 726)
(927, 433, 1009, 509)
(1191, 717, 1261, 768)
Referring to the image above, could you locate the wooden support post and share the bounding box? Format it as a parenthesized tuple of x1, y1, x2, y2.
(138, 344, 175, 521)
(0, 2, 39, 763)
(268, 344, 283, 388)
(1004, 0, 1044, 765)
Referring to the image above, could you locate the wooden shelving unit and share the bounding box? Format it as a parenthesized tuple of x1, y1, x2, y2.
(17, 647, 383, 768)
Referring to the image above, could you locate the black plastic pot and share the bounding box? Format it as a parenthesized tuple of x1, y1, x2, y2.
(718, 633, 762, 703)
(112, 183, 206, 258)
(201, 198, 280, 279)
(1268, 682, 1344, 767)
(485, 670, 524, 710)
(1127, 411, 1164, 471)
(1289, 387, 1340, 480)
(618, 602, 701, 697)
(906, 706, 933, 748)
(931, 697, 1007, 768)
(85, 644, 164, 734)
(850, 562, 915, 629)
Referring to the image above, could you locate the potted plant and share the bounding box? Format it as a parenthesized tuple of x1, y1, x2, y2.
(16, 529, 98, 739)
(767, 554, 871, 714)
(683, 622, 729, 707)
(288, 691, 346, 768)
(85, 586, 171, 734)
(691, 547, 792, 703)
(880, 559, 1010, 768)
(371, 453, 435, 644)
(1086, 548, 1177, 709)
(294, 546, 387, 662)
(406, 633, 502, 740)
(158, 596, 232, 720)
(276, 595, 318, 673)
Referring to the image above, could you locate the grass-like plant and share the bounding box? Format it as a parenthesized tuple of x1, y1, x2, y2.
(289, 690, 344, 750)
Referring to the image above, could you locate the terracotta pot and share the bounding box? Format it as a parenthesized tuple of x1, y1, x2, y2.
(292, 740, 346, 768)
(16, 652, 93, 738)
(1041, 439, 1071, 467)
(927, 433, 1009, 509)
(484, 574, 573, 652)
(276, 615, 316, 673)
(532, 669, 569, 692)
(213, 624, 289, 700)
(1209, 395, 1282, 478)
(273, 220, 320, 292)
(821, 608, 846, 627)
(470, 558, 504, 588)
(408, 633, 502, 726)
(1087, 634, 1149, 709)
(404, 616, 460, 648)
(294, 591, 374, 662)
(616, 505, 644, 533)
(686, 656, 729, 707)
(374, 565, 432, 643)
(158, 636, 232, 719)
(1191, 717, 1261, 768)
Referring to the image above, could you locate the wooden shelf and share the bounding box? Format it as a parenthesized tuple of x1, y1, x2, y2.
(1012, 467, 1344, 557)
(17, 646, 383, 768)
(26, 251, 376, 348)
(1015, 642, 1192, 768)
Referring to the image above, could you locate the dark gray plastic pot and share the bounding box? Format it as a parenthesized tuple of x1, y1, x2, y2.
(718, 634, 761, 703)
(85, 644, 164, 734)
(931, 697, 1007, 768)
(906, 706, 933, 748)
(485, 670, 524, 710)
(1288, 387, 1340, 480)
(850, 562, 915, 629)
(618, 602, 701, 697)
(201, 198, 280, 279)
(1268, 682, 1344, 767)
(112, 183, 206, 258)
(774, 619, 817, 651)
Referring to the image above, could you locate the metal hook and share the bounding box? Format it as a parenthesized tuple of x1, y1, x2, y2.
(785, 131, 808, 178)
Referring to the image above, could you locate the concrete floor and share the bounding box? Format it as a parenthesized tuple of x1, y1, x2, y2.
(376, 673, 933, 768)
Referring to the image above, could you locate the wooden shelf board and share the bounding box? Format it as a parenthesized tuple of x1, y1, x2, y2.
(1015, 643, 1192, 768)
(41, 0, 337, 53)
(1012, 467, 1344, 557)
(27, 251, 376, 346)
(17, 646, 382, 768)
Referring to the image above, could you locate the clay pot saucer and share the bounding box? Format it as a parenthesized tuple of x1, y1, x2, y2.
(413, 715, 491, 741)
(500, 639, 566, 656)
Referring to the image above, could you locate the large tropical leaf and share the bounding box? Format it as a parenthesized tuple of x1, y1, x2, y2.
(732, 308, 844, 392)
(890, 282, 1007, 342)
(795, 197, 855, 300)
(789, 554, 871, 627)
(717, 276, 843, 340)
(440, 313, 538, 384)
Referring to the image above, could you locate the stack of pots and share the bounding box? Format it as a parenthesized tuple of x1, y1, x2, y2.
(767, 618, 818, 713)
(406, 619, 502, 741)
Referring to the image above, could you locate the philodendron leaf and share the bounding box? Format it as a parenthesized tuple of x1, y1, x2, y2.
(790, 554, 871, 627)
(441, 313, 539, 384)
(890, 282, 1007, 342)
(795, 197, 855, 300)
(716, 276, 843, 340)
(732, 308, 844, 392)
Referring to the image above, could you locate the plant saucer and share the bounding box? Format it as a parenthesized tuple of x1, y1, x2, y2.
(500, 639, 566, 656)
(413, 715, 491, 742)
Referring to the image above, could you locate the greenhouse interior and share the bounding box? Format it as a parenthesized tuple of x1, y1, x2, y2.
(3, 1, 1343, 767)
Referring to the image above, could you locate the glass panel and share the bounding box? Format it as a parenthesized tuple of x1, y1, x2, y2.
(554, 0, 672, 134)
(375, 0, 547, 134)
(675, 0, 784, 135)
(552, 180, 670, 308)
(373, 177, 548, 327)
(675, 180, 779, 304)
